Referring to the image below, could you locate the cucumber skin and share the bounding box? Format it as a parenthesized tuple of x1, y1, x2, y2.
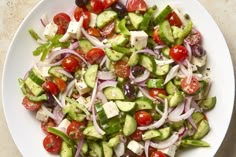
(139, 54, 156, 73)
(84, 64, 98, 88)
(123, 114, 137, 136)
(96, 10, 117, 29)
(154, 5, 173, 25)
(159, 20, 175, 45)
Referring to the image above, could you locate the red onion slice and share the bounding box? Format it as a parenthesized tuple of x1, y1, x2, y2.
(88, 79, 98, 111)
(168, 102, 185, 118)
(186, 60, 193, 84)
(178, 126, 187, 137)
(40, 14, 49, 27)
(138, 99, 168, 130)
(134, 70, 150, 83)
(155, 59, 174, 66)
(69, 41, 79, 50)
(184, 40, 192, 61)
(74, 137, 84, 157)
(154, 45, 166, 50)
(168, 108, 195, 122)
(98, 81, 117, 91)
(56, 69, 74, 79)
(81, 28, 111, 49)
(61, 79, 76, 107)
(114, 143, 125, 157)
(144, 140, 151, 157)
(97, 91, 108, 104)
(53, 105, 65, 125)
(97, 71, 116, 80)
(41, 106, 56, 120)
(150, 133, 179, 149)
(138, 87, 164, 103)
(137, 48, 157, 57)
(92, 101, 106, 135)
(99, 56, 107, 68)
(164, 65, 179, 84)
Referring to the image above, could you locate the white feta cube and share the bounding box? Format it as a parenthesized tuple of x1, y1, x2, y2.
(127, 140, 144, 155)
(160, 145, 177, 157)
(57, 118, 71, 132)
(103, 101, 119, 119)
(59, 32, 71, 42)
(67, 18, 83, 39)
(89, 13, 97, 27)
(43, 23, 58, 39)
(75, 80, 91, 95)
(36, 106, 52, 122)
(130, 31, 148, 49)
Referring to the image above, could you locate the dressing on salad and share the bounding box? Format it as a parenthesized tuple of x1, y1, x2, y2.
(19, 0, 217, 156)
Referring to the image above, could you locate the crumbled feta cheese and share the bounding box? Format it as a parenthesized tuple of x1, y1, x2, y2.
(130, 31, 148, 49)
(127, 140, 144, 155)
(43, 23, 58, 39)
(103, 101, 119, 119)
(36, 106, 52, 122)
(89, 13, 97, 27)
(75, 80, 91, 95)
(160, 145, 177, 157)
(57, 118, 71, 131)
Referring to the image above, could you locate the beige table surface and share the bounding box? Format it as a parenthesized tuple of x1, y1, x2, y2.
(0, 0, 235, 156)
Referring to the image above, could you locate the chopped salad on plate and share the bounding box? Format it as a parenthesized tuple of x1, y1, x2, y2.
(19, 0, 217, 156)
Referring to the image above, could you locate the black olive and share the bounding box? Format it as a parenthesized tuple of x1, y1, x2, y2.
(111, 2, 127, 18)
(43, 93, 57, 108)
(123, 81, 137, 100)
(192, 44, 206, 57)
(75, 0, 88, 7)
(131, 65, 146, 77)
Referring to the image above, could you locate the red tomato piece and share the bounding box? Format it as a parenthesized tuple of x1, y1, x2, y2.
(53, 13, 71, 30)
(181, 76, 200, 95)
(22, 96, 42, 111)
(170, 45, 188, 62)
(167, 11, 182, 27)
(152, 28, 165, 45)
(43, 134, 62, 154)
(114, 60, 130, 78)
(87, 27, 101, 37)
(130, 129, 144, 141)
(103, 0, 118, 9)
(56, 25, 66, 35)
(41, 118, 57, 134)
(151, 151, 167, 157)
(85, 48, 105, 64)
(135, 111, 153, 126)
(74, 7, 91, 28)
(42, 81, 59, 96)
(54, 78, 66, 93)
(90, 0, 104, 14)
(67, 121, 86, 140)
(126, 0, 147, 12)
(149, 88, 167, 98)
(185, 30, 202, 46)
(100, 22, 115, 37)
(62, 55, 79, 73)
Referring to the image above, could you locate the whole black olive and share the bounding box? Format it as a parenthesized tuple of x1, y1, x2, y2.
(111, 2, 127, 18)
(131, 65, 145, 77)
(43, 93, 57, 108)
(75, 0, 88, 7)
(192, 44, 206, 57)
(123, 81, 137, 100)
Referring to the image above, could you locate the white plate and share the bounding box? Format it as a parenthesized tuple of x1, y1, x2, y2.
(2, 0, 235, 157)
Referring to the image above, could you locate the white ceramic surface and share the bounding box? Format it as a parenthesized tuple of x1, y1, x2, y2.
(2, 0, 235, 157)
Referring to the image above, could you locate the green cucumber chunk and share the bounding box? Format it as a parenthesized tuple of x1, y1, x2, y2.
(159, 20, 175, 45)
(60, 142, 74, 157)
(108, 135, 120, 148)
(143, 129, 161, 140)
(128, 52, 140, 66)
(199, 96, 216, 111)
(166, 81, 179, 95)
(108, 34, 128, 46)
(116, 101, 136, 112)
(192, 112, 205, 124)
(102, 141, 113, 157)
(83, 126, 104, 139)
(155, 64, 170, 76)
(146, 78, 164, 89)
(139, 54, 156, 72)
(24, 77, 44, 96)
(79, 39, 93, 53)
(84, 64, 98, 88)
(176, 21, 193, 45)
(112, 44, 132, 55)
(181, 139, 210, 147)
(193, 120, 210, 140)
(154, 127, 172, 141)
(88, 141, 103, 157)
(154, 5, 173, 25)
(128, 13, 144, 29)
(140, 6, 156, 31)
(104, 87, 125, 100)
(102, 117, 122, 135)
(168, 91, 184, 107)
(28, 68, 45, 85)
(135, 97, 153, 110)
(123, 114, 137, 136)
(105, 48, 124, 62)
(95, 103, 109, 125)
(96, 10, 117, 29)
(48, 66, 68, 81)
(161, 47, 170, 58)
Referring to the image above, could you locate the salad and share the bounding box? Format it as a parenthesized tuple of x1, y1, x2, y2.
(18, 0, 217, 156)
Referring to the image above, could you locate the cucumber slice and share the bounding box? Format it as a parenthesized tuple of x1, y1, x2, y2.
(95, 103, 109, 125)
(142, 130, 161, 140)
(123, 114, 137, 136)
(155, 64, 170, 76)
(192, 112, 205, 124)
(199, 96, 216, 111)
(102, 141, 113, 157)
(154, 127, 172, 141)
(161, 47, 170, 58)
(112, 44, 132, 55)
(135, 97, 154, 110)
(108, 34, 128, 46)
(116, 101, 136, 112)
(96, 10, 117, 29)
(28, 68, 45, 85)
(60, 142, 73, 157)
(102, 117, 122, 135)
(118, 18, 130, 36)
(193, 120, 210, 140)
(139, 54, 156, 72)
(128, 13, 143, 29)
(48, 66, 68, 81)
(146, 78, 164, 89)
(166, 81, 179, 95)
(79, 39, 93, 53)
(128, 53, 140, 66)
(84, 64, 98, 88)
(181, 139, 210, 147)
(154, 5, 173, 25)
(159, 20, 175, 45)
(24, 77, 44, 96)
(104, 87, 125, 100)
(88, 141, 103, 157)
(83, 126, 104, 139)
(105, 48, 124, 62)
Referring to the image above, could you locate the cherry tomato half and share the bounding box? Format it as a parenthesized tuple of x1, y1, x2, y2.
(151, 151, 167, 157)
(103, 0, 118, 9)
(74, 7, 91, 28)
(22, 96, 42, 111)
(126, 0, 147, 12)
(62, 55, 79, 73)
(130, 129, 144, 141)
(181, 76, 200, 95)
(53, 13, 71, 30)
(114, 60, 130, 78)
(90, 0, 104, 14)
(167, 11, 182, 27)
(185, 30, 202, 46)
(54, 78, 66, 93)
(67, 121, 86, 140)
(42, 81, 59, 96)
(43, 134, 62, 154)
(170, 45, 188, 62)
(135, 111, 153, 126)
(87, 27, 101, 37)
(41, 118, 57, 134)
(152, 28, 164, 45)
(149, 88, 167, 98)
(85, 48, 105, 64)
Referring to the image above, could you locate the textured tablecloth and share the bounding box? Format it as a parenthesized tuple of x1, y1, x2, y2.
(0, 0, 235, 156)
